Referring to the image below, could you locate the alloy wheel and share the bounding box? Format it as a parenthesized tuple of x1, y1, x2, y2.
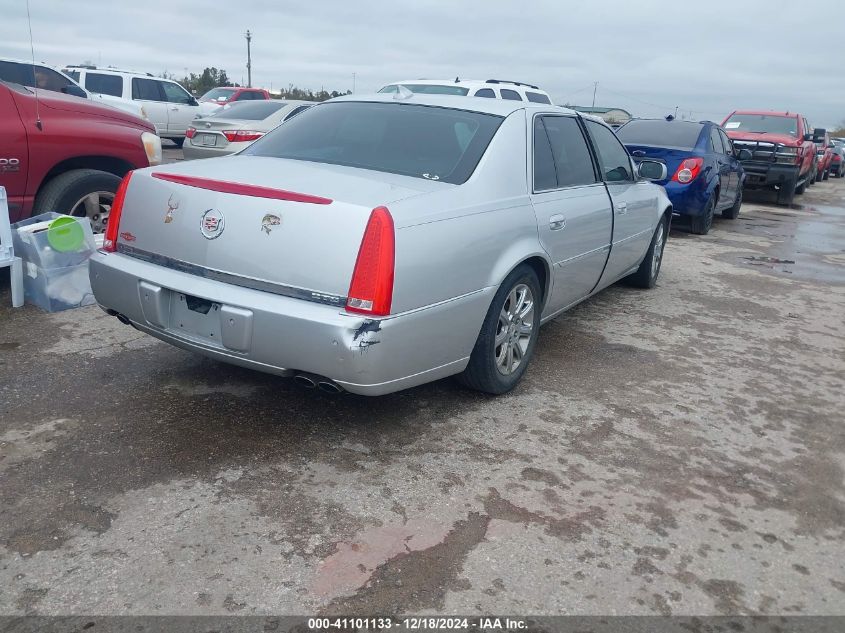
(70, 191, 116, 234)
(495, 284, 535, 375)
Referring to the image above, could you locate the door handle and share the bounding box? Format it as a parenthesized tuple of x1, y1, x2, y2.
(548, 214, 566, 230)
(615, 203, 628, 215)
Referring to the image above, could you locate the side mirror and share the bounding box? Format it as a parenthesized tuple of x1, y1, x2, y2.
(637, 159, 667, 181)
(189, 97, 199, 107)
(736, 148, 753, 161)
(813, 127, 826, 143)
(63, 84, 87, 99)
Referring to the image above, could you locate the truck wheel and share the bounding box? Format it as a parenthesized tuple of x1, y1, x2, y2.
(777, 178, 796, 206)
(689, 196, 715, 235)
(796, 177, 807, 195)
(627, 215, 668, 289)
(33, 169, 123, 234)
(823, 168, 830, 181)
(722, 187, 742, 219)
(458, 264, 541, 395)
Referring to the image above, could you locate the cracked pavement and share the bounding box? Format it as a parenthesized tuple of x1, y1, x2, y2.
(1, 177, 844, 616)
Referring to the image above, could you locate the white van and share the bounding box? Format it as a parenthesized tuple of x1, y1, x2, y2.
(63, 66, 201, 145)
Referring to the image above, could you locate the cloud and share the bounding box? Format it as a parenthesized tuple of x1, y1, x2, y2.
(2, 0, 843, 127)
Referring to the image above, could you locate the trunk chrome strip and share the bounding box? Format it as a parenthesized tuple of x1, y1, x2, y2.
(116, 244, 346, 308)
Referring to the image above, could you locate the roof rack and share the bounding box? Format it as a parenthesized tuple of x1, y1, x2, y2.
(63, 64, 153, 77)
(485, 79, 540, 90)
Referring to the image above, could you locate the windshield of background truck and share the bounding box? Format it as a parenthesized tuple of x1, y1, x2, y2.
(724, 114, 798, 137)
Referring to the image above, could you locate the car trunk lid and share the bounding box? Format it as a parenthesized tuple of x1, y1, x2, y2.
(114, 157, 439, 301)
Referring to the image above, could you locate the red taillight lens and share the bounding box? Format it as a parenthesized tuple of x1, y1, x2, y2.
(223, 130, 264, 142)
(185, 127, 196, 139)
(102, 172, 133, 252)
(346, 206, 395, 316)
(671, 157, 704, 184)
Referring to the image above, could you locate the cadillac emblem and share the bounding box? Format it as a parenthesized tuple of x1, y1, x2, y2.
(200, 208, 225, 239)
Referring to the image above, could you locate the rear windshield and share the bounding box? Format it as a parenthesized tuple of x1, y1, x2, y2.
(378, 84, 470, 96)
(616, 120, 704, 149)
(210, 100, 285, 120)
(723, 114, 798, 137)
(244, 101, 503, 184)
(202, 87, 237, 101)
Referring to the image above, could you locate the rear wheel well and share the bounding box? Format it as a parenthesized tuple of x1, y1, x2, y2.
(518, 257, 550, 309)
(37, 156, 135, 201)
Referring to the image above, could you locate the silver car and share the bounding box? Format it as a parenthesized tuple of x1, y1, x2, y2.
(90, 94, 671, 396)
(183, 100, 313, 159)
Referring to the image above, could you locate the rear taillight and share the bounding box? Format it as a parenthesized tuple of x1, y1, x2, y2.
(185, 127, 196, 139)
(671, 157, 704, 184)
(223, 130, 264, 142)
(346, 206, 395, 316)
(103, 172, 133, 252)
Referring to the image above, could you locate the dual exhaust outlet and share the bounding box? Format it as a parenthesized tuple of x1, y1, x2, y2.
(293, 372, 344, 394)
(109, 310, 344, 395)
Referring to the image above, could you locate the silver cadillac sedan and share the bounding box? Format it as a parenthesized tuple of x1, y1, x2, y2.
(90, 94, 671, 396)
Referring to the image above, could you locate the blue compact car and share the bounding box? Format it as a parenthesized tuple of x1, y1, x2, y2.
(616, 118, 746, 235)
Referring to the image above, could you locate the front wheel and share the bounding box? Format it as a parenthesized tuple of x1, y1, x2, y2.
(690, 195, 715, 235)
(33, 169, 122, 234)
(822, 168, 830, 181)
(777, 177, 797, 206)
(722, 186, 742, 219)
(627, 215, 668, 289)
(458, 265, 541, 394)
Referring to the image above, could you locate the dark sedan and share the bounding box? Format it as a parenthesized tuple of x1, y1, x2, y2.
(617, 118, 746, 234)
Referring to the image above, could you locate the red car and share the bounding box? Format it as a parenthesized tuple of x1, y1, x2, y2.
(722, 110, 824, 205)
(814, 130, 833, 181)
(0, 79, 160, 230)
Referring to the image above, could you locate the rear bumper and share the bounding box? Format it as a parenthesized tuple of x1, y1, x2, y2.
(739, 161, 801, 188)
(89, 252, 493, 395)
(663, 180, 709, 217)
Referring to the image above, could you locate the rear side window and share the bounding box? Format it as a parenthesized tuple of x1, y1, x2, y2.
(616, 119, 703, 150)
(283, 104, 311, 121)
(132, 77, 162, 101)
(378, 84, 470, 96)
(474, 88, 495, 98)
(0, 61, 35, 87)
(585, 120, 633, 182)
(709, 128, 724, 154)
(541, 116, 597, 188)
(533, 118, 558, 191)
(85, 72, 123, 97)
(526, 92, 551, 104)
(244, 101, 503, 185)
(500, 89, 522, 101)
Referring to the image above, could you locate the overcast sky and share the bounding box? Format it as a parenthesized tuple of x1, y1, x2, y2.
(3, 0, 843, 127)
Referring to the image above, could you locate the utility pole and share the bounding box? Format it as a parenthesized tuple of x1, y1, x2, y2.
(592, 82, 598, 107)
(245, 29, 252, 88)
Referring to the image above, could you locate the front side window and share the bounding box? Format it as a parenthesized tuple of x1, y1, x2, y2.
(85, 72, 123, 97)
(160, 81, 193, 104)
(244, 101, 503, 185)
(585, 120, 633, 182)
(34, 67, 73, 92)
(132, 77, 162, 101)
(500, 89, 522, 101)
(541, 116, 597, 188)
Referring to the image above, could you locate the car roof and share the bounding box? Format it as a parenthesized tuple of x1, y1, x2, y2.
(329, 92, 576, 117)
(729, 110, 799, 117)
(62, 65, 161, 79)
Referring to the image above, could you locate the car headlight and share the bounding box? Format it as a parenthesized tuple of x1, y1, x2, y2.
(775, 146, 798, 164)
(141, 131, 162, 166)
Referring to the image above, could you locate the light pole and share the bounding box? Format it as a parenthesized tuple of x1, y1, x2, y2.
(245, 29, 252, 88)
(592, 82, 598, 107)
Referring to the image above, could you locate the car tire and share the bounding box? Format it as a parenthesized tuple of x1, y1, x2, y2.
(170, 137, 185, 148)
(777, 177, 797, 206)
(33, 169, 123, 234)
(458, 264, 542, 395)
(823, 168, 829, 181)
(689, 195, 715, 235)
(796, 177, 807, 195)
(722, 186, 742, 219)
(627, 215, 668, 289)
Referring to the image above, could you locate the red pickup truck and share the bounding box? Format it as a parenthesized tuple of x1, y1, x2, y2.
(0, 79, 160, 232)
(722, 110, 823, 205)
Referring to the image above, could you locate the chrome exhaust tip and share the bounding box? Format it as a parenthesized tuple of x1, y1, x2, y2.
(293, 374, 317, 389)
(317, 381, 344, 394)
